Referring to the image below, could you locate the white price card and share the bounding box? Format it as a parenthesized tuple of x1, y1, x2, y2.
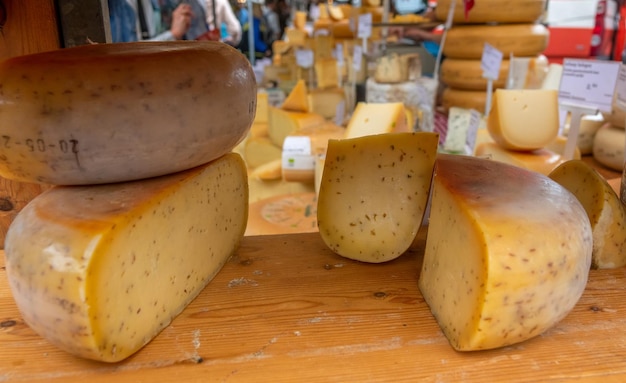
(335, 43, 344, 66)
(466, 109, 482, 154)
(559, 58, 620, 112)
(335, 100, 346, 126)
(357, 13, 372, 39)
(352, 45, 363, 71)
(615, 63, 626, 112)
(481, 43, 503, 80)
(295, 48, 314, 69)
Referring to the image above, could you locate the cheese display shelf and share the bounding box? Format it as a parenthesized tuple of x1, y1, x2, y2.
(2, 230, 626, 382)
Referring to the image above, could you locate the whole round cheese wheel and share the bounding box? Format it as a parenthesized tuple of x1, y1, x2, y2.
(245, 192, 318, 235)
(593, 123, 625, 172)
(443, 23, 550, 60)
(441, 87, 487, 113)
(435, 0, 546, 24)
(602, 92, 626, 129)
(0, 41, 256, 185)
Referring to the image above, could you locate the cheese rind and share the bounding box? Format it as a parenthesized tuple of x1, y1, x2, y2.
(317, 132, 438, 263)
(420, 154, 591, 351)
(435, 0, 546, 24)
(487, 89, 559, 151)
(4, 153, 249, 362)
(0, 41, 256, 185)
(549, 160, 626, 269)
(474, 142, 565, 175)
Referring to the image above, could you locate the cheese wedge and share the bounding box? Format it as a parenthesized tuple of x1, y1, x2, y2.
(243, 136, 282, 169)
(314, 58, 339, 89)
(281, 79, 309, 113)
(345, 102, 409, 138)
(317, 132, 438, 263)
(487, 89, 559, 151)
(0, 41, 256, 185)
(421, 154, 592, 351)
(474, 142, 566, 175)
(308, 88, 345, 119)
(4, 153, 249, 362)
(268, 107, 326, 147)
(549, 160, 626, 269)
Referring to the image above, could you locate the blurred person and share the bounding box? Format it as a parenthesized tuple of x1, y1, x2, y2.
(262, 0, 281, 44)
(237, 0, 272, 59)
(201, 0, 243, 45)
(108, 0, 193, 42)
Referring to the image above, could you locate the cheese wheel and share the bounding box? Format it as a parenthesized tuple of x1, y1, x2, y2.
(0, 41, 256, 185)
(246, 192, 318, 236)
(4, 153, 249, 362)
(549, 160, 626, 269)
(593, 123, 625, 172)
(474, 141, 565, 175)
(441, 88, 487, 113)
(602, 92, 626, 129)
(317, 132, 438, 263)
(435, 0, 547, 24)
(562, 112, 605, 155)
(420, 154, 591, 351)
(443, 24, 550, 60)
(441, 59, 509, 91)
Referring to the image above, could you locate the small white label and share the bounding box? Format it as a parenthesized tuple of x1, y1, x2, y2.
(282, 136, 315, 171)
(352, 45, 363, 71)
(335, 100, 346, 126)
(559, 58, 620, 112)
(357, 13, 372, 39)
(295, 49, 314, 69)
(309, 4, 320, 21)
(283, 136, 312, 155)
(466, 109, 482, 153)
(481, 43, 503, 81)
(615, 63, 626, 112)
(335, 43, 344, 66)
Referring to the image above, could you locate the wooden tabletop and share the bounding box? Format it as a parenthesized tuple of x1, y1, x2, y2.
(2, 229, 626, 382)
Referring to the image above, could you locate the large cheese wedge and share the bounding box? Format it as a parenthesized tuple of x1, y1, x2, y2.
(592, 123, 625, 172)
(474, 141, 566, 175)
(443, 24, 549, 60)
(435, 0, 546, 24)
(317, 132, 438, 263)
(315, 58, 340, 89)
(0, 41, 256, 185)
(487, 89, 559, 151)
(549, 160, 626, 269)
(4, 153, 249, 362)
(442, 88, 487, 113)
(345, 102, 409, 138)
(281, 79, 309, 113)
(420, 154, 592, 351)
(268, 107, 326, 147)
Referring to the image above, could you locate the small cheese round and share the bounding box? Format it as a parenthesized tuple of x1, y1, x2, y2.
(593, 123, 625, 172)
(0, 41, 256, 185)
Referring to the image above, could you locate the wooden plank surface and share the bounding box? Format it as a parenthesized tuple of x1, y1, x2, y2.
(2, 230, 626, 382)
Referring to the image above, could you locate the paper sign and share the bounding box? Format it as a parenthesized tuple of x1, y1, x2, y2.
(295, 49, 314, 68)
(352, 45, 363, 71)
(615, 63, 626, 112)
(357, 13, 372, 39)
(335, 43, 344, 66)
(335, 100, 346, 126)
(481, 43, 503, 80)
(559, 58, 619, 112)
(465, 109, 482, 154)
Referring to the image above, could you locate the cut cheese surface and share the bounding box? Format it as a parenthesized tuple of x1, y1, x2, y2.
(317, 132, 438, 263)
(474, 141, 565, 175)
(443, 23, 549, 60)
(268, 107, 326, 147)
(420, 154, 592, 351)
(308, 88, 345, 119)
(281, 79, 310, 113)
(487, 89, 559, 151)
(4, 153, 249, 362)
(435, 0, 546, 24)
(0, 41, 256, 185)
(345, 102, 409, 138)
(549, 160, 626, 269)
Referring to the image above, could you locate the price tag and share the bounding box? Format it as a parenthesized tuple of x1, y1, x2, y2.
(559, 58, 619, 112)
(352, 45, 363, 71)
(481, 43, 503, 80)
(335, 43, 344, 66)
(615, 63, 626, 112)
(309, 4, 320, 21)
(466, 109, 482, 154)
(334, 100, 346, 126)
(282, 136, 315, 171)
(295, 49, 314, 69)
(357, 13, 372, 39)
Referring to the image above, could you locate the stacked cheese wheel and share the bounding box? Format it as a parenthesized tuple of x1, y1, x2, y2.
(0, 41, 257, 362)
(437, 0, 549, 113)
(593, 92, 626, 172)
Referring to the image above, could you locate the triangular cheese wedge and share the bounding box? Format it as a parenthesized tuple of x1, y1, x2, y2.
(281, 79, 309, 113)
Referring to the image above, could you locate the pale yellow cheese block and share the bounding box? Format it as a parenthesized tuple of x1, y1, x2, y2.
(442, 88, 487, 113)
(549, 160, 626, 269)
(421, 154, 592, 351)
(268, 107, 326, 147)
(474, 141, 566, 175)
(317, 132, 439, 263)
(0, 41, 256, 185)
(308, 87, 346, 119)
(473, 128, 581, 161)
(313, 34, 335, 61)
(244, 136, 282, 169)
(443, 23, 550, 60)
(593, 123, 625, 172)
(248, 177, 315, 204)
(285, 27, 308, 46)
(315, 58, 340, 89)
(293, 11, 308, 30)
(4, 153, 249, 362)
(487, 89, 559, 151)
(435, 0, 546, 24)
(345, 102, 409, 138)
(255, 91, 270, 124)
(281, 79, 309, 113)
(249, 158, 283, 181)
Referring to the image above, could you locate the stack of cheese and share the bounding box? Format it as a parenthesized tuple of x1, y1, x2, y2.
(0, 42, 257, 362)
(592, 91, 626, 172)
(475, 88, 579, 175)
(437, 0, 550, 113)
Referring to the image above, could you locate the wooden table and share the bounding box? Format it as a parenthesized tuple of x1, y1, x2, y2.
(2, 230, 626, 382)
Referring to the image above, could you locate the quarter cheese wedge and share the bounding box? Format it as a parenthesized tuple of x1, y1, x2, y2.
(4, 153, 249, 362)
(317, 132, 438, 263)
(345, 102, 409, 138)
(420, 154, 592, 351)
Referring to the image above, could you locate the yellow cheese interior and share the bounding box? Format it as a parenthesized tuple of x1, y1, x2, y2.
(345, 102, 409, 138)
(4, 153, 248, 362)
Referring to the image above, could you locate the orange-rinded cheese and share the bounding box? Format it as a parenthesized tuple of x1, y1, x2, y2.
(421, 154, 591, 351)
(435, 0, 546, 24)
(308, 88, 346, 119)
(474, 141, 565, 175)
(443, 23, 550, 60)
(281, 79, 309, 113)
(4, 153, 248, 362)
(314, 58, 340, 89)
(0, 41, 256, 185)
(442, 88, 487, 113)
(441, 58, 509, 90)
